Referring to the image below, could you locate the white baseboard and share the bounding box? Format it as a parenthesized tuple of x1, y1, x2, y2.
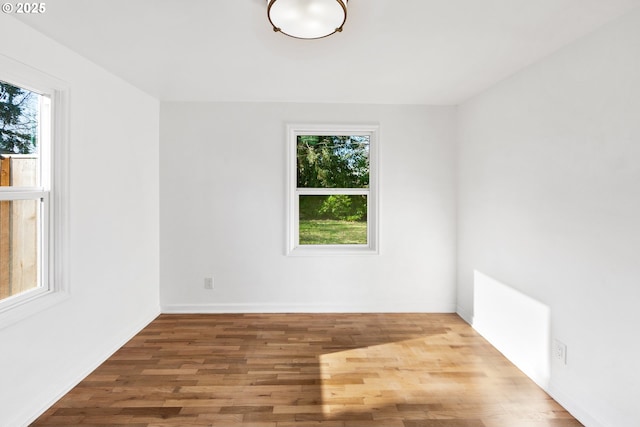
(18, 308, 161, 427)
(162, 302, 457, 314)
(456, 305, 473, 324)
(459, 303, 612, 427)
(547, 384, 608, 427)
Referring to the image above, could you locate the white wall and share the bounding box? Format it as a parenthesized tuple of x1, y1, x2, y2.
(160, 102, 456, 313)
(0, 17, 160, 426)
(457, 8, 640, 427)
(472, 270, 551, 389)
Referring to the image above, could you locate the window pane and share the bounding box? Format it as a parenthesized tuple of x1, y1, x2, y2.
(1, 80, 41, 187)
(0, 199, 41, 300)
(297, 135, 369, 188)
(299, 195, 367, 245)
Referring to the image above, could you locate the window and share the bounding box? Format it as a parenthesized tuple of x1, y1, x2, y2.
(287, 124, 378, 255)
(0, 57, 68, 325)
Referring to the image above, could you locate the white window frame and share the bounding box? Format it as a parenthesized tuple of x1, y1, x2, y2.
(287, 123, 379, 256)
(0, 55, 70, 329)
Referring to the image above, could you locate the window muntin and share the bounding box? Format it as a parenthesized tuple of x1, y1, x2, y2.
(0, 80, 51, 310)
(288, 125, 378, 255)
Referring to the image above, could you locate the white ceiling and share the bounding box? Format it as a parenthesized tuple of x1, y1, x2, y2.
(14, 0, 640, 104)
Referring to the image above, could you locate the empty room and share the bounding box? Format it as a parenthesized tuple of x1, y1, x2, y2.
(0, 1, 639, 426)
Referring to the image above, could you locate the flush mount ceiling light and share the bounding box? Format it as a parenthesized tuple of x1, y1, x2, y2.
(267, 0, 348, 40)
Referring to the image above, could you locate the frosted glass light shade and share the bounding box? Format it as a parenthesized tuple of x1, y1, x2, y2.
(267, 0, 348, 39)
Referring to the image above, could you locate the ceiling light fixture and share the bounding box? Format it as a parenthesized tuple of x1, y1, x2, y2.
(267, 0, 348, 40)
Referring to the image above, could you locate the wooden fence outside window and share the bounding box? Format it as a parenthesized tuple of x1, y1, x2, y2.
(0, 154, 38, 300)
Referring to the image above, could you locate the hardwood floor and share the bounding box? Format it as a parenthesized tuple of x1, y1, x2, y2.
(31, 313, 583, 427)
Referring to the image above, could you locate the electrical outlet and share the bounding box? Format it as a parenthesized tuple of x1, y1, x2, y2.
(204, 277, 214, 290)
(553, 339, 567, 364)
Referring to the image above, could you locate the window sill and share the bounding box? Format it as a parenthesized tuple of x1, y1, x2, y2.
(287, 244, 379, 257)
(0, 289, 69, 330)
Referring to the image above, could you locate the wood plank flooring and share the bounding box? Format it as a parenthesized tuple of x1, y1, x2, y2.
(31, 313, 583, 427)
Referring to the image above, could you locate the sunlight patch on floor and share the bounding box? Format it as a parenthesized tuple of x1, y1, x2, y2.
(318, 332, 494, 420)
